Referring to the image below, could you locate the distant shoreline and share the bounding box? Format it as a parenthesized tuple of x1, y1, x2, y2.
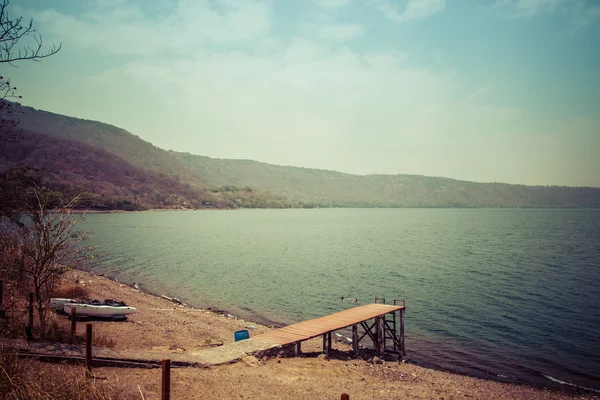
(67, 206, 600, 215)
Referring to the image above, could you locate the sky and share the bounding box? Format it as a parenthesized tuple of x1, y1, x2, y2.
(4, 0, 600, 187)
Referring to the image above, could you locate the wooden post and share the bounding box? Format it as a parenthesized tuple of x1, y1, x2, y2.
(86, 323, 93, 374)
(70, 307, 77, 343)
(295, 341, 301, 356)
(162, 359, 171, 400)
(341, 394, 350, 400)
(371, 317, 379, 351)
(377, 316, 385, 356)
(28, 293, 34, 327)
(322, 333, 327, 355)
(400, 308, 405, 355)
(352, 324, 358, 358)
(392, 311, 398, 354)
(327, 332, 332, 354)
(0, 280, 4, 319)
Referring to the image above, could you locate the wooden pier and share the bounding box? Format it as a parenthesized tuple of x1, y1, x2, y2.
(253, 299, 406, 358)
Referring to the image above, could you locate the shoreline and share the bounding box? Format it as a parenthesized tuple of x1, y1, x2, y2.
(91, 269, 285, 329)
(69, 267, 599, 398)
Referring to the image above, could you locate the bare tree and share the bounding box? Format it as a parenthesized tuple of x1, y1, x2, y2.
(0, 0, 61, 138)
(2, 189, 90, 339)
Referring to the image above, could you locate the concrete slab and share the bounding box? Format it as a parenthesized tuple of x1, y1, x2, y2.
(191, 339, 281, 366)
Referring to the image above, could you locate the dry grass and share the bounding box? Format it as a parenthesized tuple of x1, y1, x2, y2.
(92, 331, 117, 348)
(44, 317, 117, 348)
(53, 283, 91, 300)
(0, 347, 140, 400)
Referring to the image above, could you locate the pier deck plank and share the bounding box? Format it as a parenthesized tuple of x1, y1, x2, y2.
(252, 303, 404, 346)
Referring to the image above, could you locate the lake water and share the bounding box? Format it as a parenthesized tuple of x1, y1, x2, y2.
(78, 209, 600, 392)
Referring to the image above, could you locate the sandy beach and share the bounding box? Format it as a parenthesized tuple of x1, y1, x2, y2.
(47, 269, 598, 400)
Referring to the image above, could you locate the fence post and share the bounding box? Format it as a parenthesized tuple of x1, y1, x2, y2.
(162, 359, 171, 400)
(0, 280, 4, 319)
(86, 323, 93, 374)
(341, 394, 350, 400)
(28, 293, 34, 327)
(70, 307, 77, 343)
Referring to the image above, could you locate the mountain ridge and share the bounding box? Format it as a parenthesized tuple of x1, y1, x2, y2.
(2, 101, 599, 209)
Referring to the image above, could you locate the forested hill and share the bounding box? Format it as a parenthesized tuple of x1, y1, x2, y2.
(3, 102, 600, 209)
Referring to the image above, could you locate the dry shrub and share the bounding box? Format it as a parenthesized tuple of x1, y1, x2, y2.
(0, 349, 139, 399)
(92, 332, 116, 348)
(44, 317, 116, 348)
(53, 283, 91, 300)
(0, 347, 27, 394)
(45, 318, 70, 343)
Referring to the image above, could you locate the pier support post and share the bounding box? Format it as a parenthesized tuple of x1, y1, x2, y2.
(295, 342, 301, 356)
(352, 324, 358, 358)
(376, 316, 385, 356)
(400, 308, 405, 355)
(392, 311, 398, 354)
(323, 332, 332, 356)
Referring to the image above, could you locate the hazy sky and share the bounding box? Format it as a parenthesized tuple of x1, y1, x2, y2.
(6, 0, 600, 187)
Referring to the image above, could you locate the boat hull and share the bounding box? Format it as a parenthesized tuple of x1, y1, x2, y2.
(63, 303, 136, 317)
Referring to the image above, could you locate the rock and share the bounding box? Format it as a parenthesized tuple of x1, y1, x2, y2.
(367, 357, 374, 364)
(372, 356, 383, 365)
(242, 356, 259, 366)
(169, 344, 183, 351)
(317, 354, 329, 361)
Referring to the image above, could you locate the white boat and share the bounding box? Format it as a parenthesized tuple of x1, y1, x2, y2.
(60, 299, 136, 318)
(50, 298, 75, 311)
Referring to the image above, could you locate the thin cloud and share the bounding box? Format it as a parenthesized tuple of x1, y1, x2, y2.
(313, 0, 353, 8)
(490, 0, 564, 19)
(488, 0, 600, 25)
(303, 23, 365, 41)
(372, 0, 446, 23)
(26, 0, 272, 56)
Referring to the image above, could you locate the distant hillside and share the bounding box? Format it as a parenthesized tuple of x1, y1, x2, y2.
(8, 103, 206, 187)
(0, 130, 299, 210)
(2, 102, 600, 209)
(174, 152, 600, 208)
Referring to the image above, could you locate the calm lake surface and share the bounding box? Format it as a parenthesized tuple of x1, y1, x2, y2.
(79, 209, 600, 392)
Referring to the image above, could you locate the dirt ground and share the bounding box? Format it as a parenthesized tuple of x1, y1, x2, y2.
(48, 270, 597, 400)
